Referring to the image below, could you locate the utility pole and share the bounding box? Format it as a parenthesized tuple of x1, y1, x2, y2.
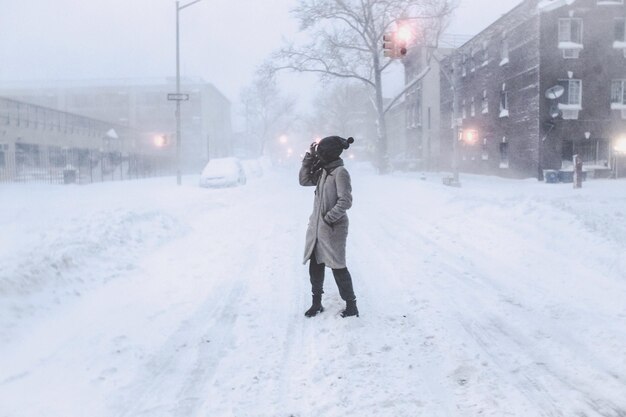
(174, 0, 203, 186)
(176, 1, 182, 185)
(451, 74, 460, 185)
(431, 51, 460, 186)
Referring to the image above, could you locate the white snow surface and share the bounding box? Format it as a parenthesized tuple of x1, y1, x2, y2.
(1, 167, 626, 417)
(537, 0, 576, 12)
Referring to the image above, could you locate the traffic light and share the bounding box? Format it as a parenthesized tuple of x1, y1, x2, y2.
(382, 28, 411, 59)
(383, 33, 397, 58)
(396, 24, 412, 57)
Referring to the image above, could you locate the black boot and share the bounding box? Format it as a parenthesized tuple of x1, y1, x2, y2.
(341, 299, 359, 318)
(304, 295, 324, 317)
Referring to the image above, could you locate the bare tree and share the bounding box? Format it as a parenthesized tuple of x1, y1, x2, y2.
(307, 81, 374, 142)
(240, 73, 298, 156)
(271, 0, 455, 172)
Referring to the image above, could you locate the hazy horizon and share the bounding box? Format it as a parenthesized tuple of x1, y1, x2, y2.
(1, 0, 521, 107)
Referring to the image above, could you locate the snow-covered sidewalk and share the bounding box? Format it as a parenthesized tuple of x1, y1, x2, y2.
(1, 169, 625, 417)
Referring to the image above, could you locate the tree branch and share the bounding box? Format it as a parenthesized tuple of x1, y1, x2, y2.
(274, 64, 376, 87)
(383, 65, 431, 115)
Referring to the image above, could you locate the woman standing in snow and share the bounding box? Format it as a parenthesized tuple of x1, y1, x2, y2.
(299, 136, 358, 318)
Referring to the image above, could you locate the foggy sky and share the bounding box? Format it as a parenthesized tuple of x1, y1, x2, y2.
(0, 0, 520, 111)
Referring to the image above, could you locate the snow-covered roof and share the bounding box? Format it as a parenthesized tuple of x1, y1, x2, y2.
(537, 0, 576, 12)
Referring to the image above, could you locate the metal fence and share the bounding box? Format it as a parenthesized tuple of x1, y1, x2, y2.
(0, 145, 171, 185)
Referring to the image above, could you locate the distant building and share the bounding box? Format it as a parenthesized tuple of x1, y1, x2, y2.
(385, 100, 407, 168)
(397, 34, 470, 171)
(0, 96, 161, 183)
(0, 77, 233, 172)
(440, 0, 626, 178)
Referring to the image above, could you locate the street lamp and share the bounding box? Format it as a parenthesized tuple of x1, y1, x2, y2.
(431, 53, 461, 186)
(154, 134, 168, 148)
(614, 137, 626, 154)
(614, 137, 626, 178)
(174, 0, 204, 186)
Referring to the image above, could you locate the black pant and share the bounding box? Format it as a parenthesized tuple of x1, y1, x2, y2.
(309, 252, 356, 301)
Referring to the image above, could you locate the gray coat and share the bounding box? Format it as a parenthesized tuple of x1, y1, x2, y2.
(299, 157, 353, 269)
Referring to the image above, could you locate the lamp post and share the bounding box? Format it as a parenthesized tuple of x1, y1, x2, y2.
(614, 137, 626, 179)
(175, 0, 204, 186)
(430, 52, 460, 186)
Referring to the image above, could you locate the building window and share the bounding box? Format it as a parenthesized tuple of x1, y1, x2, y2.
(611, 80, 626, 109)
(616, 18, 625, 41)
(598, 0, 624, 4)
(563, 138, 610, 166)
(500, 36, 509, 65)
(615, 18, 626, 56)
(470, 97, 476, 116)
(415, 90, 422, 127)
(462, 54, 467, 77)
(499, 140, 509, 168)
(482, 90, 489, 114)
(0, 144, 7, 169)
(481, 40, 489, 66)
(499, 85, 509, 118)
(462, 99, 467, 119)
(406, 90, 422, 129)
(559, 18, 583, 58)
(558, 79, 582, 119)
(470, 48, 476, 72)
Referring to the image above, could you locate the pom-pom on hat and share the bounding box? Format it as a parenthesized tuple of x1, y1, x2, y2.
(317, 136, 355, 162)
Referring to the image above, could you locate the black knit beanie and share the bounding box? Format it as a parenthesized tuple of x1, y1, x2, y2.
(317, 136, 355, 162)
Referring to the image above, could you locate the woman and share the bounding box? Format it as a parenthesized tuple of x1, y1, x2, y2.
(299, 135, 358, 318)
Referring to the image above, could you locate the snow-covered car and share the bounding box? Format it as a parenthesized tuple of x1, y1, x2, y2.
(199, 157, 246, 188)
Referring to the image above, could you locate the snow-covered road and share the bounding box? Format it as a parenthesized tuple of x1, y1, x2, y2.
(1, 167, 625, 417)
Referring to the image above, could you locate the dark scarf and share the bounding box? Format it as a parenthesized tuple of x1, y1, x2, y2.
(323, 158, 344, 173)
(310, 158, 344, 185)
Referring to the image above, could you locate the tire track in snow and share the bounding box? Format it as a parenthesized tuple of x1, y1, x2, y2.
(349, 178, 626, 416)
(112, 181, 285, 417)
(378, 187, 625, 416)
(189, 175, 314, 417)
(113, 275, 247, 417)
(421, 209, 626, 416)
(344, 209, 458, 417)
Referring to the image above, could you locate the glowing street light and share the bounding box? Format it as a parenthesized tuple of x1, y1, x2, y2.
(464, 129, 478, 145)
(154, 134, 168, 148)
(614, 137, 626, 154)
(279, 134, 288, 144)
(614, 137, 626, 179)
(396, 24, 413, 44)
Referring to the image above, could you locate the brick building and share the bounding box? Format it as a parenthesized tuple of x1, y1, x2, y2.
(440, 0, 626, 178)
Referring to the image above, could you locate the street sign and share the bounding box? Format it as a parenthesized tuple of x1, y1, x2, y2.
(167, 93, 190, 101)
